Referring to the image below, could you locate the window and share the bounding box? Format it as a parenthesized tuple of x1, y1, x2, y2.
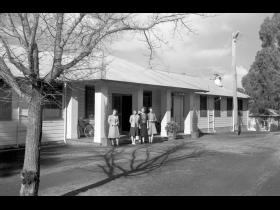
(171, 93, 174, 118)
(85, 86, 95, 118)
(0, 80, 12, 121)
(112, 94, 121, 113)
(200, 95, 207, 117)
(238, 99, 243, 116)
(42, 82, 63, 120)
(214, 96, 221, 117)
(227, 97, 233, 117)
(143, 91, 152, 111)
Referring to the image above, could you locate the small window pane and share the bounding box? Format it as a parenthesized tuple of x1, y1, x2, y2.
(238, 99, 243, 116)
(42, 82, 63, 120)
(227, 97, 233, 117)
(143, 91, 152, 112)
(0, 80, 12, 121)
(85, 86, 95, 118)
(200, 95, 207, 117)
(214, 96, 221, 117)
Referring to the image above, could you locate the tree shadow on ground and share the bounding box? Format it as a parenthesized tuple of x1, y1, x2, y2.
(0, 144, 84, 178)
(62, 142, 205, 196)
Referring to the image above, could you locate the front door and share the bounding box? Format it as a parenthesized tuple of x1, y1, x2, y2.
(112, 94, 132, 134)
(173, 95, 184, 132)
(122, 95, 132, 132)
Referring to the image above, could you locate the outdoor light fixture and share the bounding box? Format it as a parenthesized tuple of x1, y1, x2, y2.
(232, 31, 240, 42)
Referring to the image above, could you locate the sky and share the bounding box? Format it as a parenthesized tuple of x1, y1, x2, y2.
(110, 13, 273, 89)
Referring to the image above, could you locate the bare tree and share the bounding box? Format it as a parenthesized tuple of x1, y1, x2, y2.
(0, 13, 202, 196)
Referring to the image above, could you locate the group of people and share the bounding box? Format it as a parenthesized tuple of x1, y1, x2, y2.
(107, 107, 158, 147)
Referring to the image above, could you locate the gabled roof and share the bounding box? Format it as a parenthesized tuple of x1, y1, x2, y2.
(64, 56, 208, 92)
(4, 52, 208, 92)
(1, 48, 249, 98)
(61, 56, 249, 98)
(194, 78, 249, 98)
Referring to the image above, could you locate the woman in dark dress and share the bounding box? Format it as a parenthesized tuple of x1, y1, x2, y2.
(129, 110, 139, 145)
(139, 107, 148, 144)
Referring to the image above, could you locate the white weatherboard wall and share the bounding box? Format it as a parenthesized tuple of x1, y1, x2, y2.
(214, 97, 232, 128)
(184, 92, 193, 135)
(0, 89, 65, 147)
(133, 88, 143, 112)
(193, 95, 249, 132)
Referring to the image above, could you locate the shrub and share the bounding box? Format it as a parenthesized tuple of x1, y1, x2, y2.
(165, 121, 180, 134)
(270, 123, 280, 132)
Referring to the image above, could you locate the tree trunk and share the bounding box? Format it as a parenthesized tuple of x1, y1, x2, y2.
(20, 87, 43, 196)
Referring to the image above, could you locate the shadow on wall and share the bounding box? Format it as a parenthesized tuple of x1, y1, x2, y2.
(192, 110, 203, 137)
(62, 142, 206, 196)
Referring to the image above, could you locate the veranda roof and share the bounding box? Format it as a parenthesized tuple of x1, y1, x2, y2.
(2, 48, 249, 98)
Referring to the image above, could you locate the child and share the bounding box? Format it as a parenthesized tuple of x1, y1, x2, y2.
(129, 110, 139, 145)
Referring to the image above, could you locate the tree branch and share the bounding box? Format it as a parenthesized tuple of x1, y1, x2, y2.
(18, 13, 31, 46)
(7, 14, 28, 48)
(61, 13, 86, 48)
(0, 57, 31, 102)
(0, 34, 31, 76)
(28, 13, 40, 76)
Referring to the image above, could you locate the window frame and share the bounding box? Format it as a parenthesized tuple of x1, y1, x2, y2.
(227, 97, 233, 117)
(85, 85, 95, 118)
(143, 90, 152, 111)
(238, 99, 243, 116)
(42, 82, 63, 120)
(200, 95, 208, 118)
(214, 96, 221, 117)
(0, 80, 12, 121)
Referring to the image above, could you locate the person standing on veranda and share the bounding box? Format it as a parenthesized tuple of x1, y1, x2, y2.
(139, 107, 148, 144)
(108, 109, 120, 147)
(129, 110, 139, 145)
(147, 107, 158, 144)
(136, 110, 141, 143)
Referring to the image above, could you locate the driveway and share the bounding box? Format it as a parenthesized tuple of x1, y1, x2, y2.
(1, 132, 280, 196)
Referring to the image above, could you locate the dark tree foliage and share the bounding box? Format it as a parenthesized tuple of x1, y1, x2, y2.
(242, 13, 280, 114)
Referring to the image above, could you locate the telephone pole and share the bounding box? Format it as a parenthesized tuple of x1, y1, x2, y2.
(232, 31, 240, 135)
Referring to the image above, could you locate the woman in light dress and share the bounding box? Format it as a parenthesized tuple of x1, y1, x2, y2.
(129, 110, 139, 145)
(108, 109, 120, 147)
(147, 107, 157, 144)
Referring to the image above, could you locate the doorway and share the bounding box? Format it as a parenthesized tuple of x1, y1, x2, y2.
(173, 95, 184, 132)
(112, 93, 132, 134)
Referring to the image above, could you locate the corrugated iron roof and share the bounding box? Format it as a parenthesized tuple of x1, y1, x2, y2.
(250, 108, 280, 117)
(1, 48, 249, 98)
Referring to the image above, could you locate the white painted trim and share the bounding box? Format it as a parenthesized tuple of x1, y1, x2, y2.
(63, 82, 67, 144)
(94, 85, 108, 144)
(160, 89, 171, 137)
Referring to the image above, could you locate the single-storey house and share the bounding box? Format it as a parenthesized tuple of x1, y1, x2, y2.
(0, 55, 249, 148)
(248, 109, 280, 132)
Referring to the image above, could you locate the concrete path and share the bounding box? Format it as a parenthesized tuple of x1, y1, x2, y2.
(1, 132, 280, 196)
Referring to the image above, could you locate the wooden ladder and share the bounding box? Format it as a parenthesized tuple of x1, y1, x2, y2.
(208, 110, 215, 133)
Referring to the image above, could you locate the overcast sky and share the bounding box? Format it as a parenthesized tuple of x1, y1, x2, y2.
(110, 13, 273, 89)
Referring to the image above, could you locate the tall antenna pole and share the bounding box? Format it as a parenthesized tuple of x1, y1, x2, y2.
(232, 31, 239, 135)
